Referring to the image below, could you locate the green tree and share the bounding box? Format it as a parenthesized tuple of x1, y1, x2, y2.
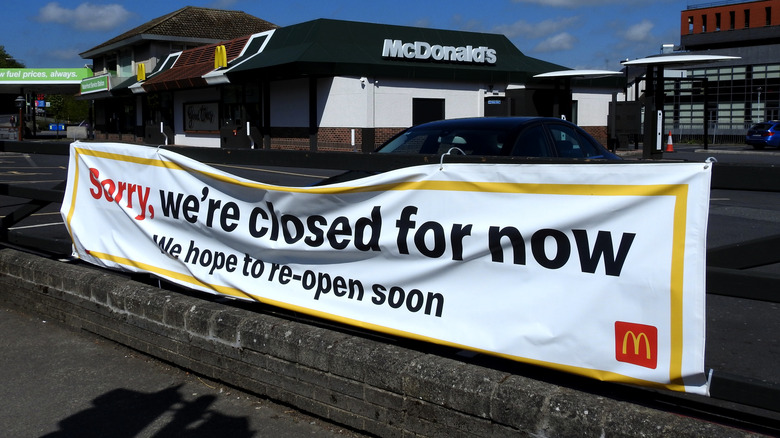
(49, 95, 64, 123)
(48, 94, 89, 125)
(0, 46, 25, 68)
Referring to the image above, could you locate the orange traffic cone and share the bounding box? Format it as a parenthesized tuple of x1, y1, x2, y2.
(665, 131, 674, 152)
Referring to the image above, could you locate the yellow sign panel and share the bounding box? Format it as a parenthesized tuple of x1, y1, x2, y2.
(214, 45, 227, 69)
(137, 63, 146, 82)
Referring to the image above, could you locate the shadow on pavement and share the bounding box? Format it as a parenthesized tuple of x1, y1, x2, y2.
(42, 385, 254, 438)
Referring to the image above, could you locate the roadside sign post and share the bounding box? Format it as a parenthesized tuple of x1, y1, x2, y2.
(14, 95, 25, 141)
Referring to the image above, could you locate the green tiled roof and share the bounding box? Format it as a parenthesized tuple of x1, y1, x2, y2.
(227, 19, 566, 83)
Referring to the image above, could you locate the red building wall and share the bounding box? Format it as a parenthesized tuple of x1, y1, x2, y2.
(682, 0, 780, 35)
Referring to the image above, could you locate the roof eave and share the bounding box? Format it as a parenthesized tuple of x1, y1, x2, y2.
(80, 34, 226, 59)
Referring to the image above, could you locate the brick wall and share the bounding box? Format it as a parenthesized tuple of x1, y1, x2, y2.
(269, 127, 406, 152)
(94, 131, 145, 144)
(0, 248, 758, 438)
(682, 0, 779, 35)
(581, 125, 609, 146)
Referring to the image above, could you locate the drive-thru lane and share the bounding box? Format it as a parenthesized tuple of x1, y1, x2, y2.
(0, 150, 340, 249)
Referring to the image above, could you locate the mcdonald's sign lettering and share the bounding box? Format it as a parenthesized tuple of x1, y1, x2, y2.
(614, 321, 657, 369)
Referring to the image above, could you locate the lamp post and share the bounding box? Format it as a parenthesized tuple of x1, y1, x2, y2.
(14, 95, 25, 141)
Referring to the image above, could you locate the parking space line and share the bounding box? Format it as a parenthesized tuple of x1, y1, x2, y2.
(0, 180, 67, 184)
(210, 163, 330, 179)
(8, 222, 64, 230)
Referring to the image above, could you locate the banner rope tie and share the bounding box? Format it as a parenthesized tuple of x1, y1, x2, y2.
(439, 147, 466, 170)
(704, 156, 717, 170)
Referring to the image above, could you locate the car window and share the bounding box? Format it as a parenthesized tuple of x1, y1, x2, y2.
(511, 125, 551, 157)
(434, 130, 503, 155)
(379, 128, 503, 155)
(379, 131, 431, 154)
(547, 124, 601, 158)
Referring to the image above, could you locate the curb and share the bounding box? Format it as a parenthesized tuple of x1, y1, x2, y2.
(0, 249, 766, 437)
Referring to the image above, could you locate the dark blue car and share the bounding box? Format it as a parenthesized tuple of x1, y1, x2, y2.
(376, 117, 621, 159)
(317, 117, 620, 185)
(746, 121, 780, 149)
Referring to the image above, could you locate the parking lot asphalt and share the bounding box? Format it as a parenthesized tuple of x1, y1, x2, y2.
(1, 142, 779, 435)
(0, 304, 365, 438)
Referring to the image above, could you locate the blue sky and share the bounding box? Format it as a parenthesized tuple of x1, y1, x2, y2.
(4, 0, 687, 70)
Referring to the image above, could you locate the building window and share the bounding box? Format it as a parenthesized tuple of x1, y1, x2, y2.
(715, 13, 721, 31)
(688, 16, 694, 34)
(766, 7, 772, 26)
(412, 98, 444, 126)
(745, 9, 750, 28)
(730, 11, 736, 29)
(105, 55, 117, 75)
(118, 49, 133, 78)
(701, 14, 707, 32)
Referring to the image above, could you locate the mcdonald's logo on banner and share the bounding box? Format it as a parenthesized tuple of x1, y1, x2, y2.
(615, 321, 657, 369)
(214, 45, 228, 69)
(136, 63, 146, 81)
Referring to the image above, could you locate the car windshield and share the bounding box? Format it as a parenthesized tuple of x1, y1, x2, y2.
(378, 127, 506, 155)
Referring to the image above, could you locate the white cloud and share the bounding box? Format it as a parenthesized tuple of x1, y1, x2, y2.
(534, 32, 577, 52)
(36, 2, 133, 31)
(621, 19, 655, 42)
(450, 14, 484, 32)
(492, 16, 579, 39)
(207, 0, 238, 9)
(413, 18, 432, 28)
(48, 48, 80, 60)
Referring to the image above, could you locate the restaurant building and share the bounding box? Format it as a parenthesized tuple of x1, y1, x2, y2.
(78, 7, 277, 142)
(80, 8, 619, 149)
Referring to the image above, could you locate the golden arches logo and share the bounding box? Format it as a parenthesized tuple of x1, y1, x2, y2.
(214, 45, 228, 69)
(622, 331, 651, 359)
(614, 321, 657, 369)
(136, 63, 146, 81)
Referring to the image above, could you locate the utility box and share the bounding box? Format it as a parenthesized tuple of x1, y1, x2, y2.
(66, 126, 88, 140)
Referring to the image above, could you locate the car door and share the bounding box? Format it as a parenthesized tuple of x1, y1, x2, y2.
(510, 123, 554, 157)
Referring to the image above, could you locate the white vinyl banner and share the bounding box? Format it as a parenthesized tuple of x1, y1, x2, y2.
(61, 142, 712, 394)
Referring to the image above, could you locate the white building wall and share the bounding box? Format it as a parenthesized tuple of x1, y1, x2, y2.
(318, 77, 368, 127)
(573, 89, 623, 127)
(317, 77, 489, 128)
(167, 74, 619, 147)
(373, 78, 485, 127)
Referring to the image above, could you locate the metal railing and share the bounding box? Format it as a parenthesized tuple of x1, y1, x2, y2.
(670, 122, 754, 145)
(1, 140, 779, 430)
